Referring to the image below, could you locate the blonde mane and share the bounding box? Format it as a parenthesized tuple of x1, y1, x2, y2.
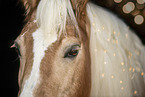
(87, 2, 145, 97)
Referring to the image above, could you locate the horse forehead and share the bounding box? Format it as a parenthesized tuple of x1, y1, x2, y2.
(19, 27, 58, 97)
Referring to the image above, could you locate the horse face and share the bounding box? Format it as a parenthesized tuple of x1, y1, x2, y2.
(15, 0, 91, 97)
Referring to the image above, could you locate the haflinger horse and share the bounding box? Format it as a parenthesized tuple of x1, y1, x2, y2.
(13, 0, 145, 97)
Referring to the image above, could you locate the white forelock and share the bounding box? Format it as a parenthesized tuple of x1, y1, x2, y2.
(36, 0, 79, 41)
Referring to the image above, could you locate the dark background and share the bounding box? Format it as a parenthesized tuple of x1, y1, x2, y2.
(1, 0, 145, 97)
(1, 0, 24, 97)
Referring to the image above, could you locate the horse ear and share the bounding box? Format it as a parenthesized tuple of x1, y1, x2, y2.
(70, 0, 90, 38)
(70, 0, 88, 16)
(21, 0, 40, 20)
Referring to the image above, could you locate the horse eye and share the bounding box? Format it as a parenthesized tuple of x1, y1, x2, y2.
(13, 42, 21, 56)
(64, 45, 80, 58)
(15, 46, 21, 57)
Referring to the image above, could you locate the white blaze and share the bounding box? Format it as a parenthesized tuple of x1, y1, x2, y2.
(20, 28, 57, 97)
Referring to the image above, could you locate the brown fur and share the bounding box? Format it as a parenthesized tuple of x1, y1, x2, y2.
(21, 0, 40, 21)
(18, 0, 91, 97)
(70, 1, 91, 96)
(33, 23, 91, 97)
(17, 22, 37, 96)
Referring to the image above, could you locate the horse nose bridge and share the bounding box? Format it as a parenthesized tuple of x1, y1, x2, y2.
(18, 60, 42, 97)
(19, 29, 47, 97)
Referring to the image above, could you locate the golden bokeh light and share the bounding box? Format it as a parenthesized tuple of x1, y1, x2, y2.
(134, 15, 144, 24)
(136, 3, 145, 9)
(114, 0, 122, 3)
(137, 0, 145, 4)
(131, 9, 140, 16)
(123, 2, 135, 14)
